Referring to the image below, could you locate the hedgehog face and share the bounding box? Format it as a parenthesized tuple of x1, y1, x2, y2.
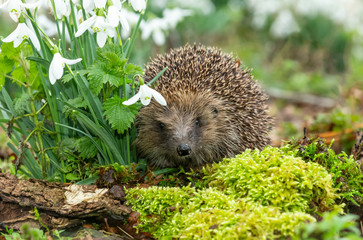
(135, 92, 228, 168)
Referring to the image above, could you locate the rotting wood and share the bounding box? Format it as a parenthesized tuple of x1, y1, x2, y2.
(0, 172, 131, 231)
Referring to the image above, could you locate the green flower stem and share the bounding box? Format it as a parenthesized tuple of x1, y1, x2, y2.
(27, 87, 47, 178)
(68, 3, 87, 68)
(50, 0, 65, 52)
(61, 20, 66, 54)
(24, 10, 62, 146)
(123, 76, 130, 164)
(125, 4, 147, 59)
(14, 102, 48, 121)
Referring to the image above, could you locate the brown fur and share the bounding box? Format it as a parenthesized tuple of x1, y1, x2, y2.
(135, 44, 273, 168)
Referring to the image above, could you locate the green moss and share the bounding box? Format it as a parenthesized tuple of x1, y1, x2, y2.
(283, 138, 363, 207)
(204, 146, 342, 213)
(125, 146, 346, 239)
(126, 187, 314, 239)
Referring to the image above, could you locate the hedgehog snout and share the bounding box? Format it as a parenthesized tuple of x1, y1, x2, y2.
(177, 143, 191, 156)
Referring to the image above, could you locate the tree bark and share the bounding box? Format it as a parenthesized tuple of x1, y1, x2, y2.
(0, 172, 131, 231)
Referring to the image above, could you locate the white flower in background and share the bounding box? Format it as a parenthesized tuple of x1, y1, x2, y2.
(82, 0, 95, 13)
(52, 0, 71, 19)
(107, 5, 129, 32)
(0, 0, 40, 22)
(2, 22, 41, 51)
(163, 8, 192, 29)
(123, 84, 167, 106)
(75, 15, 115, 47)
(49, 53, 82, 85)
(129, 0, 146, 12)
(270, 9, 300, 38)
(140, 18, 168, 46)
(94, 0, 107, 9)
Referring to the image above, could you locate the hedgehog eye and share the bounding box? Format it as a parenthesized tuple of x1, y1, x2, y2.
(212, 107, 218, 117)
(195, 118, 201, 127)
(159, 122, 166, 130)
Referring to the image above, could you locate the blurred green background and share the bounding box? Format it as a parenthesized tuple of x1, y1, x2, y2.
(1, 0, 362, 156)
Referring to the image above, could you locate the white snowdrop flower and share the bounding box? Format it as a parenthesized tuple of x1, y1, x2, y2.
(49, 53, 82, 85)
(120, 10, 139, 38)
(111, 0, 122, 10)
(107, 5, 129, 32)
(2, 22, 41, 51)
(129, 0, 146, 12)
(52, 0, 71, 19)
(82, 0, 95, 13)
(0, 0, 40, 22)
(163, 8, 192, 29)
(123, 84, 167, 106)
(75, 15, 115, 47)
(270, 9, 300, 38)
(140, 18, 168, 46)
(94, 0, 107, 9)
(37, 15, 58, 37)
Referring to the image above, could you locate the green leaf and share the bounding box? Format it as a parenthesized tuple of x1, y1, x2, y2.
(125, 63, 143, 75)
(14, 92, 30, 115)
(103, 96, 140, 134)
(26, 56, 50, 69)
(66, 173, 81, 181)
(74, 136, 99, 159)
(62, 96, 88, 117)
(62, 69, 88, 83)
(86, 43, 142, 94)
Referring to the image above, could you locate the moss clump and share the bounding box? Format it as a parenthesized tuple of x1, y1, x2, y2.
(283, 137, 363, 207)
(204, 146, 342, 213)
(126, 187, 314, 239)
(125, 146, 346, 239)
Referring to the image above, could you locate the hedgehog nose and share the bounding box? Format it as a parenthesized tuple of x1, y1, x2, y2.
(177, 144, 191, 156)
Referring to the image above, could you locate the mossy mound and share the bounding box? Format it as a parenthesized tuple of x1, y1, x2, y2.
(126, 187, 314, 239)
(125, 147, 345, 239)
(204, 146, 342, 213)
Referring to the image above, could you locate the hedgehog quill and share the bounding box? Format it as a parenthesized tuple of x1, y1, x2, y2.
(135, 44, 273, 168)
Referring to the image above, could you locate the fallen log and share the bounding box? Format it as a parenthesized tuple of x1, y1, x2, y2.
(0, 172, 131, 231)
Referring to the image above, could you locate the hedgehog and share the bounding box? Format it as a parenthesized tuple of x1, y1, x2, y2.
(135, 44, 273, 169)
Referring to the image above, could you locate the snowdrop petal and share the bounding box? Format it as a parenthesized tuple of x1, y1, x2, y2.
(13, 36, 23, 48)
(7, 0, 22, 22)
(107, 5, 120, 27)
(62, 57, 82, 65)
(129, 0, 146, 12)
(48, 65, 57, 85)
(119, 10, 130, 32)
(111, 0, 121, 10)
(2, 24, 21, 43)
(21, 2, 40, 10)
(26, 25, 41, 51)
(94, 0, 106, 9)
(96, 31, 107, 47)
(122, 92, 141, 105)
(150, 88, 167, 106)
(0, 1, 10, 8)
(75, 15, 96, 37)
(82, 0, 94, 13)
(152, 29, 165, 46)
(51, 54, 65, 80)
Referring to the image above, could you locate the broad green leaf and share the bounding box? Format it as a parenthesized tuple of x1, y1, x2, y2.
(103, 96, 140, 134)
(75, 136, 100, 159)
(125, 63, 143, 75)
